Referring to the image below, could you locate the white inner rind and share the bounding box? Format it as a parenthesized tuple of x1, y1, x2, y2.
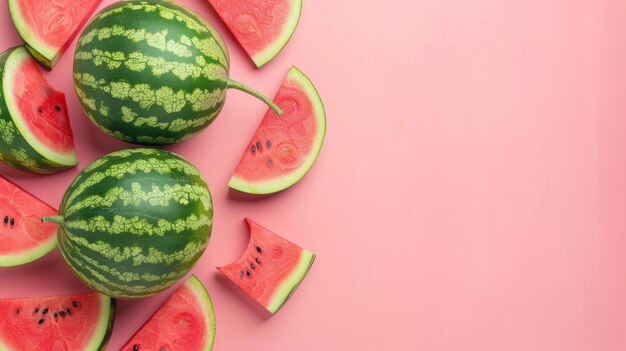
(266, 250, 315, 314)
(185, 275, 217, 351)
(0, 233, 57, 267)
(2, 47, 77, 166)
(81, 294, 114, 351)
(228, 66, 326, 194)
(8, 0, 58, 64)
(251, 0, 303, 67)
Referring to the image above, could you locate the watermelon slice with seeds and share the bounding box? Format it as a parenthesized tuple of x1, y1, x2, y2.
(217, 218, 315, 314)
(0, 175, 58, 267)
(208, 0, 302, 67)
(228, 66, 325, 194)
(0, 292, 115, 350)
(0, 46, 77, 173)
(121, 275, 216, 351)
(8, 0, 103, 69)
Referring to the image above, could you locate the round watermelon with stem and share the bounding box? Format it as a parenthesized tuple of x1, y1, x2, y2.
(229, 66, 326, 194)
(0, 291, 115, 350)
(0, 46, 77, 173)
(121, 275, 216, 351)
(0, 175, 58, 267)
(43, 148, 213, 298)
(207, 0, 302, 68)
(73, 0, 283, 146)
(217, 218, 315, 314)
(8, 0, 103, 69)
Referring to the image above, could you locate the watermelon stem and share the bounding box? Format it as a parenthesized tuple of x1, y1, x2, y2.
(227, 80, 283, 116)
(41, 216, 65, 225)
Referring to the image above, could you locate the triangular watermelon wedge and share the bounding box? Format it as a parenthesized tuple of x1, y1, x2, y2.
(217, 218, 315, 314)
(207, 0, 302, 67)
(228, 66, 326, 194)
(121, 275, 216, 351)
(8, 0, 103, 69)
(0, 292, 115, 350)
(0, 175, 58, 267)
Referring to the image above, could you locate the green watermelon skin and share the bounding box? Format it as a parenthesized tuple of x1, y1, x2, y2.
(53, 148, 213, 298)
(73, 0, 230, 145)
(0, 47, 74, 173)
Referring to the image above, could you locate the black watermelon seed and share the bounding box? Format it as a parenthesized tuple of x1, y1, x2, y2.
(256, 246, 262, 253)
(54, 313, 57, 318)
(133, 345, 139, 351)
(37, 108, 42, 113)
(267, 141, 271, 148)
(66, 308, 71, 315)
(10, 218, 14, 226)
(34, 307, 39, 313)
(72, 301, 78, 308)
(3, 216, 7, 224)
(246, 270, 251, 276)
(59, 311, 66, 317)
(54, 105, 61, 111)
(256, 141, 262, 150)
(42, 308, 49, 315)
(38, 318, 44, 324)
(256, 258, 261, 264)
(251, 146, 256, 153)
(15, 309, 19, 315)
(251, 263, 256, 269)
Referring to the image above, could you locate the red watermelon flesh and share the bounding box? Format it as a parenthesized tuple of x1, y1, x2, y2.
(121, 275, 216, 351)
(229, 66, 326, 194)
(208, 0, 302, 67)
(0, 175, 58, 267)
(9, 0, 103, 68)
(217, 218, 315, 314)
(0, 292, 115, 351)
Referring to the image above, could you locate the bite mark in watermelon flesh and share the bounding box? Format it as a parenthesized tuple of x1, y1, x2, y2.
(9, 0, 103, 68)
(229, 66, 326, 194)
(2, 47, 77, 167)
(217, 218, 315, 314)
(121, 275, 216, 351)
(0, 175, 58, 267)
(208, 0, 302, 67)
(0, 292, 115, 351)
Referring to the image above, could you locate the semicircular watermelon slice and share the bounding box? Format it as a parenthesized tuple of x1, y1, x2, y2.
(8, 0, 103, 69)
(0, 291, 115, 350)
(0, 46, 77, 173)
(228, 66, 325, 194)
(208, 0, 302, 67)
(121, 275, 216, 351)
(217, 218, 315, 314)
(0, 175, 58, 267)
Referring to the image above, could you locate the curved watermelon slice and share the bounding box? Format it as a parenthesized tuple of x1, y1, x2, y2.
(208, 0, 302, 67)
(217, 218, 315, 314)
(0, 291, 115, 350)
(228, 66, 325, 194)
(121, 275, 216, 351)
(0, 46, 77, 173)
(8, 0, 103, 69)
(0, 176, 58, 267)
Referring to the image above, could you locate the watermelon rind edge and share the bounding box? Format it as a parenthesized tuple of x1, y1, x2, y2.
(228, 65, 326, 194)
(266, 250, 315, 314)
(185, 275, 217, 351)
(7, 0, 57, 68)
(0, 233, 56, 267)
(251, 0, 303, 68)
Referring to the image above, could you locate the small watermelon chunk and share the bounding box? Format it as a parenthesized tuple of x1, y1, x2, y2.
(0, 176, 57, 267)
(229, 66, 325, 194)
(0, 46, 77, 173)
(208, 0, 302, 67)
(0, 292, 115, 351)
(121, 275, 216, 351)
(217, 218, 315, 314)
(8, 0, 103, 69)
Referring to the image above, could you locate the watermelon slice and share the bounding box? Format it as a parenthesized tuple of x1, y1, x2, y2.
(0, 176, 58, 267)
(208, 0, 302, 67)
(8, 0, 103, 69)
(121, 275, 216, 351)
(0, 291, 115, 350)
(0, 46, 77, 173)
(217, 218, 315, 314)
(228, 66, 325, 194)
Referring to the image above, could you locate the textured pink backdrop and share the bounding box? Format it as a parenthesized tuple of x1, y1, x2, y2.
(1, 0, 626, 350)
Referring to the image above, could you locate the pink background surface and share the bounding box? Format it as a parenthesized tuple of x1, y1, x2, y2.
(1, 0, 626, 349)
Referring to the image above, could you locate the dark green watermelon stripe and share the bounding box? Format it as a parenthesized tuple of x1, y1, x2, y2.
(64, 213, 212, 237)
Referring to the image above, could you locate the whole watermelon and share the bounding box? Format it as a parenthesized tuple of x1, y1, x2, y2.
(43, 148, 213, 298)
(73, 0, 281, 145)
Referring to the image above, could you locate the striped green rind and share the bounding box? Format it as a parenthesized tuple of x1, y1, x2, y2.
(0, 47, 77, 173)
(56, 148, 213, 298)
(73, 0, 230, 145)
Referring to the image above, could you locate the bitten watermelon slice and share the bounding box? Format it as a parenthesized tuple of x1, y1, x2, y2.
(217, 218, 315, 314)
(0, 176, 57, 267)
(121, 275, 216, 351)
(229, 66, 325, 194)
(8, 0, 103, 69)
(208, 0, 302, 67)
(0, 46, 77, 173)
(0, 292, 115, 350)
